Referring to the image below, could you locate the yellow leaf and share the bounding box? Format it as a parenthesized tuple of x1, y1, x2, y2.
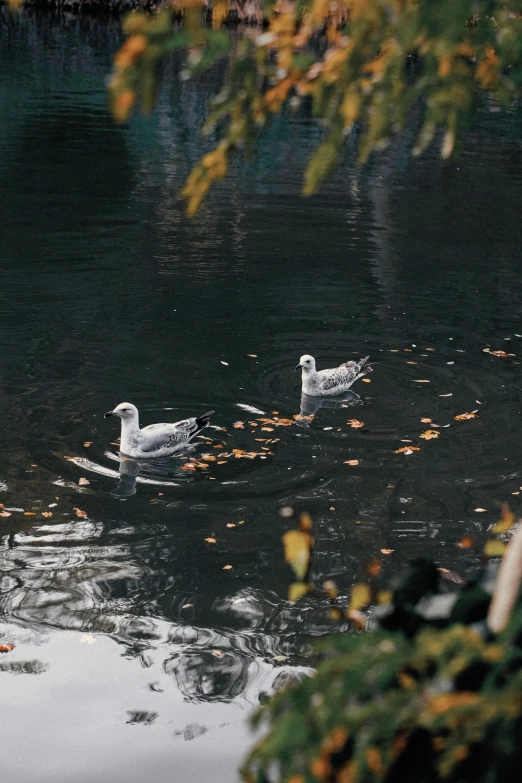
(289, 582, 311, 603)
(455, 411, 479, 420)
(413, 379, 430, 383)
(419, 429, 440, 440)
(377, 590, 392, 604)
(491, 503, 515, 534)
(484, 540, 506, 557)
(78, 477, 90, 486)
(222, 564, 233, 570)
(366, 747, 383, 775)
(347, 419, 364, 428)
(344, 459, 359, 466)
(349, 583, 370, 612)
(205, 537, 216, 543)
(362, 378, 371, 383)
(283, 529, 313, 579)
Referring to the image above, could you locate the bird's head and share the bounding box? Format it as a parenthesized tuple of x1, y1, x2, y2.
(104, 402, 138, 420)
(296, 354, 316, 372)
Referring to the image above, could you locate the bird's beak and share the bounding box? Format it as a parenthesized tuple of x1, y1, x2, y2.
(104, 410, 114, 418)
(295, 363, 302, 371)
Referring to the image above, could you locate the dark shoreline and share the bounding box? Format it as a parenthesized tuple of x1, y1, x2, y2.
(1, 0, 263, 20)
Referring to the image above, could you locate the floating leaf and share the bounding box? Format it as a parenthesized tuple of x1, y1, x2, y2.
(221, 361, 229, 365)
(78, 477, 90, 486)
(232, 421, 245, 429)
(362, 378, 371, 383)
(344, 459, 359, 466)
(421, 418, 432, 423)
(474, 508, 487, 513)
(0, 511, 12, 518)
(347, 419, 364, 428)
(439, 393, 453, 397)
(420, 429, 440, 440)
(395, 446, 420, 454)
(457, 536, 475, 549)
(205, 537, 216, 543)
(74, 508, 88, 518)
(222, 564, 233, 570)
(455, 411, 479, 420)
(83, 442, 92, 448)
(381, 548, 394, 554)
(41, 512, 53, 518)
(413, 379, 430, 383)
(247, 354, 257, 358)
(0, 643, 15, 653)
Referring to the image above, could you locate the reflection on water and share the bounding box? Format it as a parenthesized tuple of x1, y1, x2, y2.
(296, 389, 362, 426)
(2, 10, 522, 783)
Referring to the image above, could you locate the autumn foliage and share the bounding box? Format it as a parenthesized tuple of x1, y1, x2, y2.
(108, 0, 522, 213)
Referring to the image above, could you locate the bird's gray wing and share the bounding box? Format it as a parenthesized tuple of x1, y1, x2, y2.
(317, 367, 354, 390)
(139, 417, 198, 453)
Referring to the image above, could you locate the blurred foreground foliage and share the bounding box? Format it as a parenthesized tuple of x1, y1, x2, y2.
(108, 0, 522, 213)
(241, 510, 522, 783)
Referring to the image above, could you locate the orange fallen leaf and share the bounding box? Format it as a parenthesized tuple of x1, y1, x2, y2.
(381, 548, 394, 554)
(344, 459, 359, 466)
(395, 446, 421, 454)
(347, 419, 364, 428)
(421, 418, 432, 423)
(24, 512, 36, 516)
(457, 536, 475, 549)
(212, 649, 224, 657)
(78, 477, 90, 486)
(420, 429, 440, 440)
(74, 508, 88, 518)
(217, 460, 227, 465)
(413, 379, 430, 383)
(41, 512, 53, 518)
(455, 411, 479, 420)
(83, 442, 92, 448)
(232, 421, 245, 429)
(474, 508, 487, 513)
(247, 354, 257, 358)
(222, 565, 233, 570)
(272, 411, 279, 415)
(483, 348, 513, 358)
(226, 523, 236, 528)
(0, 511, 12, 518)
(261, 427, 274, 432)
(407, 361, 417, 365)
(181, 463, 196, 470)
(0, 643, 14, 653)
(362, 378, 371, 383)
(205, 537, 216, 543)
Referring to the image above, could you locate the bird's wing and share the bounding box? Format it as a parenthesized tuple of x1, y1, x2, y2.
(317, 367, 353, 390)
(140, 417, 198, 453)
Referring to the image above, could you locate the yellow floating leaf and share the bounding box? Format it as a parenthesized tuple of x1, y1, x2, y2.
(381, 548, 394, 554)
(233, 421, 245, 429)
(83, 442, 92, 448)
(420, 429, 440, 440)
(78, 477, 90, 486)
(377, 590, 392, 604)
(222, 564, 233, 570)
(74, 508, 88, 518)
(421, 418, 432, 423)
(349, 583, 370, 612)
(362, 378, 371, 383)
(455, 411, 479, 420)
(474, 508, 487, 513)
(344, 459, 359, 466)
(395, 446, 420, 454)
(347, 419, 364, 428)
(413, 379, 430, 383)
(457, 536, 474, 549)
(41, 512, 53, 518)
(205, 537, 216, 543)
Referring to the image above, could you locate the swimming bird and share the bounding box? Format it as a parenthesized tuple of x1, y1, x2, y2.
(104, 403, 215, 458)
(296, 354, 373, 396)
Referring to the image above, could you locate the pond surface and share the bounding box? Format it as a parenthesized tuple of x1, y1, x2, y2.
(2, 11, 522, 783)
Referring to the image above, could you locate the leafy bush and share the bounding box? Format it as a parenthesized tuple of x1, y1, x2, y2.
(242, 513, 522, 783)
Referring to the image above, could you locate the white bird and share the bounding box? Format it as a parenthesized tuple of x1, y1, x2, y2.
(104, 402, 215, 458)
(296, 354, 373, 396)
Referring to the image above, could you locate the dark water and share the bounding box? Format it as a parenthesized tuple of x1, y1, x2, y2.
(2, 11, 522, 782)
